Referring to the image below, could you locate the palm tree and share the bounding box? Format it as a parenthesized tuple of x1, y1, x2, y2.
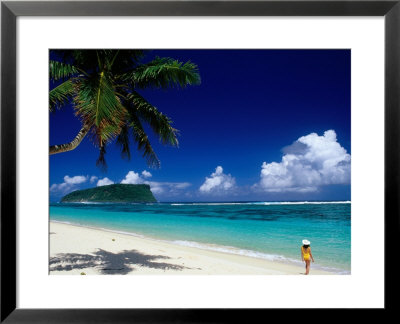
(49, 50, 200, 169)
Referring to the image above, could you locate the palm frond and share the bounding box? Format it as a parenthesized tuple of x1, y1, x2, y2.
(74, 72, 127, 147)
(116, 125, 131, 160)
(49, 60, 80, 81)
(53, 50, 147, 74)
(127, 91, 179, 147)
(120, 57, 201, 89)
(96, 145, 107, 171)
(128, 114, 160, 168)
(49, 79, 77, 112)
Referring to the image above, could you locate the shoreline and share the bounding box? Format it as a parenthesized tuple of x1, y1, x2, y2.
(50, 221, 336, 275)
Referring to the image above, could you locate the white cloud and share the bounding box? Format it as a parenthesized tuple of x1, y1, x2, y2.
(50, 175, 88, 194)
(97, 177, 114, 186)
(90, 176, 98, 184)
(120, 171, 143, 184)
(120, 170, 190, 196)
(148, 184, 164, 194)
(63, 175, 87, 185)
(256, 130, 351, 192)
(173, 182, 192, 189)
(147, 181, 191, 195)
(199, 166, 236, 194)
(141, 170, 152, 178)
(50, 182, 69, 193)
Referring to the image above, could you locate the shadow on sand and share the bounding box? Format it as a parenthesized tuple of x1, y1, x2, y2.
(50, 249, 194, 274)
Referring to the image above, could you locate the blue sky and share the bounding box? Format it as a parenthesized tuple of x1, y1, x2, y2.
(50, 49, 351, 202)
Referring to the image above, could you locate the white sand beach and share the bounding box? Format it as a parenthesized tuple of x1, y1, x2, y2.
(49, 221, 334, 275)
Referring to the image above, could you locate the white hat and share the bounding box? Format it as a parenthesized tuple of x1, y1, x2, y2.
(302, 239, 310, 245)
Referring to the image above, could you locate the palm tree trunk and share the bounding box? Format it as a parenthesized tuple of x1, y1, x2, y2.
(49, 125, 90, 155)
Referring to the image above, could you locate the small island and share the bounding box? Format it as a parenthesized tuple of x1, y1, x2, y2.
(61, 184, 157, 203)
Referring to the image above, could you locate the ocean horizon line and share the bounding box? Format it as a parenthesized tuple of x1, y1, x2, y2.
(50, 200, 351, 205)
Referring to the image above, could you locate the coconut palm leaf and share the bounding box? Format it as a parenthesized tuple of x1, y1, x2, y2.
(49, 79, 77, 112)
(96, 145, 108, 171)
(121, 57, 201, 89)
(128, 114, 160, 168)
(116, 125, 131, 160)
(73, 72, 127, 147)
(109, 50, 147, 74)
(127, 91, 179, 147)
(49, 60, 80, 81)
(57, 50, 147, 74)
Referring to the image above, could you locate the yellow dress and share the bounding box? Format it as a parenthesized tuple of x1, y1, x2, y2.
(302, 246, 311, 261)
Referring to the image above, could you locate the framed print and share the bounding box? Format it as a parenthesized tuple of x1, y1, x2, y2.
(1, 0, 399, 322)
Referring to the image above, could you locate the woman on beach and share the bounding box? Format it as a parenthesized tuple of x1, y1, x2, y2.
(301, 239, 314, 275)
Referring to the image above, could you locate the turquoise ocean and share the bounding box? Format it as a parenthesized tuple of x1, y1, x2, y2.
(50, 201, 351, 274)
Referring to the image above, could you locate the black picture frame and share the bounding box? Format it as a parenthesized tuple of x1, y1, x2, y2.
(1, 0, 398, 322)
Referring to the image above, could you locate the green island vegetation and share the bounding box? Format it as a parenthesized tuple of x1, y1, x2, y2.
(61, 184, 157, 203)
